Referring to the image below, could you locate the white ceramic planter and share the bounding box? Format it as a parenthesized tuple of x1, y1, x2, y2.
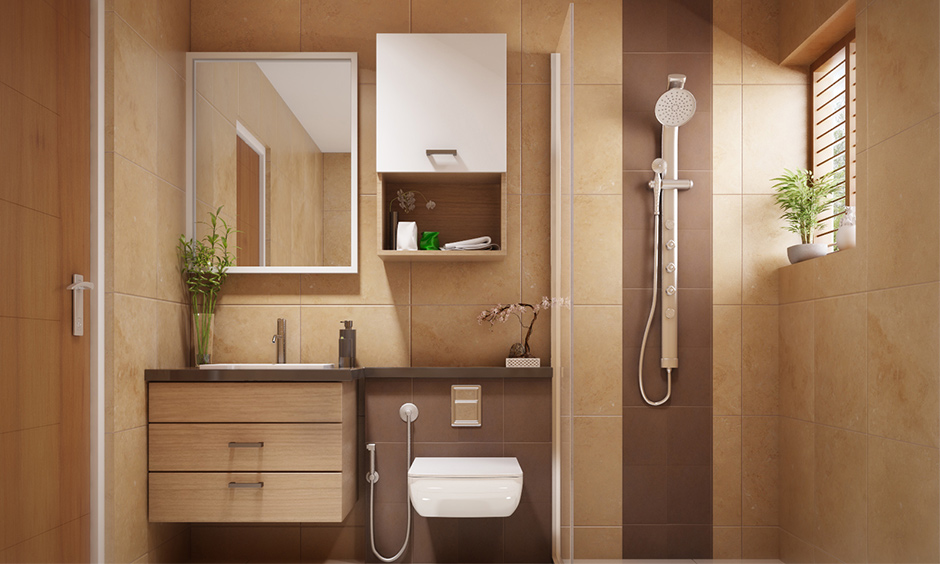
(787, 243, 829, 264)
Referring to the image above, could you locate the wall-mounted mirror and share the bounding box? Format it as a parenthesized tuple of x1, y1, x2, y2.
(186, 52, 358, 273)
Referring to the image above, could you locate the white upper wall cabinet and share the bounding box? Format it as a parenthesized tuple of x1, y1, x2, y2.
(376, 33, 507, 173)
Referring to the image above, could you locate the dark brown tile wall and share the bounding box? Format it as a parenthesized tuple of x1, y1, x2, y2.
(365, 377, 552, 564)
(622, 0, 714, 559)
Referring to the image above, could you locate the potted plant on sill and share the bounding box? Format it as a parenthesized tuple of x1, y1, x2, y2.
(771, 168, 839, 264)
(177, 206, 236, 365)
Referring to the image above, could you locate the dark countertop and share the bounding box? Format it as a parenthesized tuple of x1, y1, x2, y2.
(145, 366, 551, 382)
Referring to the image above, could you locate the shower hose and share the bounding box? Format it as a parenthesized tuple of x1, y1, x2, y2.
(367, 411, 414, 562)
(638, 190, 673, 406)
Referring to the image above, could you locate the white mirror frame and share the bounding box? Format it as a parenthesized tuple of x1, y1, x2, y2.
(185, 52, 359, 274)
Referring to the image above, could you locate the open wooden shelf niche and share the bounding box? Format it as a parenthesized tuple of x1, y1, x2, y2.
(377, 172, 507, 261)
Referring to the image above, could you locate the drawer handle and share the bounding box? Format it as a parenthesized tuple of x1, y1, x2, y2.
(426, 149, 457, 156)
(228, 482, 264, 489)
(228, 442, 264, 448)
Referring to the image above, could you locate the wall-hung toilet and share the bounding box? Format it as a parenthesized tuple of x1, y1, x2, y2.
(408, 457, 523, 518)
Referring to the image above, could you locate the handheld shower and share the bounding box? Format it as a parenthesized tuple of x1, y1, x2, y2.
(639, 75, 696, 407)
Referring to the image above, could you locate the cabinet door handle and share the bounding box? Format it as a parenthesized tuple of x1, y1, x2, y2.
(228, 482, 264, 489)
(426, 149, 457, 156)
(228, 442, 264, 448)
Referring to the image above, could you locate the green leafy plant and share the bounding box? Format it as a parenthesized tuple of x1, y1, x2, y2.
(177, 206, 236, 364)
(771, 168, 840, 244)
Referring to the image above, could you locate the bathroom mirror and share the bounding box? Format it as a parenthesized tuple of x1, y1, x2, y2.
(186, 52, 358, 273)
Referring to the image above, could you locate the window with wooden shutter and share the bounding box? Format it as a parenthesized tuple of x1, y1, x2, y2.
(812, 32, 856, 246)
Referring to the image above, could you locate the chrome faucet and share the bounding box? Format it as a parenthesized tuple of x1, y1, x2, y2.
(272, 318, 287, 363)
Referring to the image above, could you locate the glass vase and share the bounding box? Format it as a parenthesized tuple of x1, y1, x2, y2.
(192, 312, 214, 366)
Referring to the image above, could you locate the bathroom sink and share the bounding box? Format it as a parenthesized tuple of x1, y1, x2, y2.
(198, 363, 336, 370)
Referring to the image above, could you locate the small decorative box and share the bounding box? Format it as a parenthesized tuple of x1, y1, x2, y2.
(505, 357, 541, 368)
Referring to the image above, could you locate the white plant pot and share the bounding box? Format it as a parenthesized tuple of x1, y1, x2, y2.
(787, 243, 829, 264)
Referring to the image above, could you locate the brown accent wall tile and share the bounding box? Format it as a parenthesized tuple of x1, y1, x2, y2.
(191, 0, 301, 52)
(623, 407, 667, 465)
(667, 465, 712, 523)
(623, 465, 667, 524)
(667, 407, 713, 465)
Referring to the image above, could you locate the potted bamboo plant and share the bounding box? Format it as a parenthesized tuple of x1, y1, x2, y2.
(771, 168, 839, 264)
(178, 206, 236, 365)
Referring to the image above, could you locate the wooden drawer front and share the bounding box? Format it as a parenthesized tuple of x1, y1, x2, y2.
(149, 424, 342, 472)
(148, 382, 342, 423)
(149, 473, 344, 523)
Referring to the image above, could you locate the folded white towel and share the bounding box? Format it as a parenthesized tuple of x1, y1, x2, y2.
(443, 236, 491, 250)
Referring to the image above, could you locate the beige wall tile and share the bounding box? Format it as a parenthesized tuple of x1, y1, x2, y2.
(300, 305, 410, 367)
(156, 58, 185, 190)
(507, 84, 522, 194)
(573, 195, 623, 304)
(742, 526, 779, 559)
(412, 196, 522, 306)
(778, 260, 814, 304)
(190, 0, 301, 52)
(778, 0, 816, 61)
(154, 301, 189, 371)
(323, 153, 351, 211)
(814, 244, 868, 299)
(572, 526, 623, 559)
(111, 294, 155, 432)
(868, 435, 940, 564)
(522, 194, 551, 306)
(112, 155, 157, 298)
(300, 0, 409, 74)
(780, 528, 816, 564)
(868, 283, 940, 447)
(572, 306, 621, 415)
(155, 180, 186, 304)
(713, 526, 743, 559)
(412, 305, 522, 367)
(854, 7, 868, 153)
(521, 85, 550, 195)
(411, 0, 522, 84)
(742, 416, 778, 526)
(572, 0, 622, 86)
(112, 0, 189, 76)
(111, 14, 157, 172)
(713, 85, 743, 194)
(212, 305, 302, 364)
(866, 0, 940, 147)
(110, 427, 148, 564)
(741, 0, 808, 84)
(742, 85, 808, 194)
(742, 306, 778, 415)
(220, 275, 302, 306)
(742, 194, 790, 304)
(867, 116, 940, 291)
(521, 0, 572, 84)
(814, 294, 867, 431)
(815, 425, 867, 563)
(573, 416, 622, 526)
(714, 416, 742, 525)
(779, 301, 813, 421)
(779, 418, 814, 542)
(713, 196, 742, 306)
(574, 85, 622, 194)
(358, 85, 376, 195)
(713, 0, 743, 84)
(713, 305, 742, 415)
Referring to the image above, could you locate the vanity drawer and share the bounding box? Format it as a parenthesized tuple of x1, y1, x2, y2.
(148, 382, 343, 423)
(149, 423, 342, 472)
(149, 472, 344, 523)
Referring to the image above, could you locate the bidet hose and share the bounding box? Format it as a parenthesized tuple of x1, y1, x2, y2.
(367, 415, 413, 562)
(639, 194, 673, 406)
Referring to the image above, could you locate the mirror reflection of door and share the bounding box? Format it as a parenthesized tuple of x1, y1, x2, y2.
(236, 134, 262, 266)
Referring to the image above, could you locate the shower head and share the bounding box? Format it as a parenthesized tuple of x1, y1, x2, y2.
(655, 80, 696, 128)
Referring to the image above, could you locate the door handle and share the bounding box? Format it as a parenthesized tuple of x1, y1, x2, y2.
(66, 274, 95, 337)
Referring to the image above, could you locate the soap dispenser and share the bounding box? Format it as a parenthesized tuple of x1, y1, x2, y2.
(339, 320, 356, 368)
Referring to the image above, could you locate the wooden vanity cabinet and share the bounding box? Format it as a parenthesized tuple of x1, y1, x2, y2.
(147, 381, 357, 523)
